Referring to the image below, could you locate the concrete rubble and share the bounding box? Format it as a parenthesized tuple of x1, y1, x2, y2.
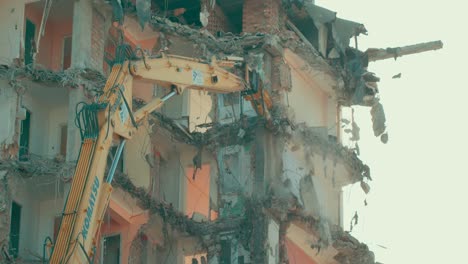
(0, 0, 441, 263)
(0, 65, 107, 97)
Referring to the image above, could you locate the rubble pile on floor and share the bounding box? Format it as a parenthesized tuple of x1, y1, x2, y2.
(0, 64, 107, 96)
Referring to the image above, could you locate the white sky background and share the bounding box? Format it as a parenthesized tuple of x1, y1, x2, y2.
(316, 0, 468, 263)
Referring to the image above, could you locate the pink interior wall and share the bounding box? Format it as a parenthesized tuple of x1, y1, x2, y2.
(24, 5, 73, 71)
(286, 238, 318, 264)
(49, 21, 73, 70)
(94, 200, 148, 263)
(185, 165, 213, 220)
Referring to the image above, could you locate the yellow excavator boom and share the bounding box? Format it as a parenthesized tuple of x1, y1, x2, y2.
(48, 54, 270, 263)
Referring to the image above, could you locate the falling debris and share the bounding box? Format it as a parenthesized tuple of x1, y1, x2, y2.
(350, 211, 359, 231)
(361, 181, 371, 194)
(351, 121, 361, 141)
(380, 132, 389, 144)
(392, 73, 402, 79)
(371, 101, 387, 139)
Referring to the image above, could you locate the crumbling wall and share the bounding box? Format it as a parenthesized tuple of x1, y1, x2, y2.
(0, 80, 70, 160)
(0, 153, 75, 259)
(0, 170, 11, 258)
(292, 125, 370, 184)
(145, 82, 372, 263)
(206, 4, 236, 34)
(0, 82, 20, 159)
(251, 105, 370, 260)
(0, 1, 26, 65)
(112, 170, 251, 261)
(0, 2, 384, 262)
(124, 120, 153, 189)
(129, 16, 372, 263)
(331, 225, 376, 264)
(243, 0, 282, 34)
(0, 169, 53, 261)
(281, 145, 321, 215)
(90, 8, 107, 71)
(287, 66, 328, 127)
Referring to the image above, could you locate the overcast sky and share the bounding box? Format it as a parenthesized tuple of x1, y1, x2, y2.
(316, 0, 467, 263)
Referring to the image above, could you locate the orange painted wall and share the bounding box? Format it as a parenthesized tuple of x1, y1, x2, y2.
(286, 238, 318, 264)
(185, 165, 211, 219)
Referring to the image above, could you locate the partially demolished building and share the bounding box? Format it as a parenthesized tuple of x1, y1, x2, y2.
(0, 0, 442, 263)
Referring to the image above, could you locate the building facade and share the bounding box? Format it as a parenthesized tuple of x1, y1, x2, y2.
(0, 0, 383, 263)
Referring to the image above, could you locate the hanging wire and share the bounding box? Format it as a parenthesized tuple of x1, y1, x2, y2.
(164, 0, 169, 18)
(34, 0, 54, 63)
(75, 101, 106, 140)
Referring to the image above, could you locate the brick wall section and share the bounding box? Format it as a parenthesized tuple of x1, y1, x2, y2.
(243, 0, 281, 33)
(206, 5, 235, 34)
(91, 9, 106, 71)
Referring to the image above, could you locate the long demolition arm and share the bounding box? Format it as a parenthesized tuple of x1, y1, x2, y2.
(49, 55, 245, 264)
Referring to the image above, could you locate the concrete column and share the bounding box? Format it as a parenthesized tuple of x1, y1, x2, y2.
(66, 0, 93, 162)
(0, 0, 25, 64)
(251, 127, 268, 264)
(71, 0, 93, 69)
(254, 127, 266, 199)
